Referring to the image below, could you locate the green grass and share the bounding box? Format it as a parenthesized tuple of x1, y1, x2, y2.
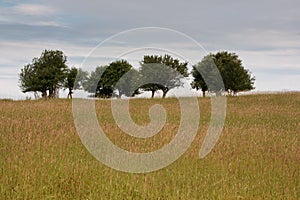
(0, 93, 299, 199)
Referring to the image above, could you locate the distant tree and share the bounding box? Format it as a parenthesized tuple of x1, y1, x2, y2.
(115, 68, 141, 97)
(83, 60, 137, 98)
(140, 54, 188, 98)
(191, 52, 255, 96)
(191, 56, 211, 97)
(83, 66, 110, 98)
(191, 55, 224, 97)
(19, 63, 47, 98)
(105, 60, 134, 97)
(75, 68, 89, 90)
(65, 67, 77, 99)
(191, 70, 207, 97)
(64, 67, 88, 99)
(215, 52, 255, 95)
(19, 50, 68, 98)
(139, 64, 164, 98)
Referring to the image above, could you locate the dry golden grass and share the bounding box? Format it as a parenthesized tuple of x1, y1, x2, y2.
(0, 93, 299, 199)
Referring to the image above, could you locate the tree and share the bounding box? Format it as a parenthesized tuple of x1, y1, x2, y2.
(191, 55, 224, 97)
(19, 63, 47, 98)
(191, 51, 255, 96)
(215, 52, 255, 95)
(140, 54, 188, 98)
(139, 64, 164, 98)
(75, 68, 89, 90)
(105, 60, 134, 98)
(65, 67, 77, 99)
(83, 60, 137, 98)
(83, 66, 110, 98)
(64, 67, 88, 99)
(19, 50, 68, 98)
(115, 68, 141, 97)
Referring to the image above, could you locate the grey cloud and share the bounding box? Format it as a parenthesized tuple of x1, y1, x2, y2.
(0, 23, 70, 40)
(0, 0, 299, 99)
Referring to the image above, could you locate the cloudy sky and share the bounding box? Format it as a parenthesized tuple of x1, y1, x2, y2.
(0, 0, 299, 99)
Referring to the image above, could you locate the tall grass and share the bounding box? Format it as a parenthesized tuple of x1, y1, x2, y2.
(0, 93, 299, 199)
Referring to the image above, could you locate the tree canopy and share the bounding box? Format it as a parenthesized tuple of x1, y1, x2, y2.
(140, 54, 188, 98)
(191, 51, 255, 96)
(64, 67, 88, 99)
(19, 50, 69, 98)
(83, 60, 138, 98)
(83, 55, 189, 99)
(19, 50, 255, 99)
(115, 68, 140, 97)
(215, 52, 255, 94)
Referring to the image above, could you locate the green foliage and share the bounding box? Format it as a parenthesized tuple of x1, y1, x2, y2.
(215, 52, 255, 94)
(83, 60, 138, 98)
(65, 67, 78, 91)
(140, 54, 188, 98)
(74, 68, 88, 90)
(19, 50, 69, 98)
(19, 51, 254, 99)
(115, 68, 141, 97)
(19, 64, 45, 95)
(191, 51, 255, 96)
(83, 66, 110, 98)
(64, 67, 88, 98)
(191, 55, 220, 97)
(139, 63, 166, 98)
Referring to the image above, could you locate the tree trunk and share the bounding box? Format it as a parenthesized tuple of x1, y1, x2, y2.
(49, 87, 59, 98)
(34, 92, 39, 100)
(162, 91, 167, 98)
(162, 88, 169, 98)
(42, 91, 47, 99)
(67, 89, 73, 99)
(48, 88, 54, 98)
(151, 90, 155, 98)
(202, 90, 206, 98)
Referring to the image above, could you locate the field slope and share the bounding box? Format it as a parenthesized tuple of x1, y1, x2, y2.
(0, 93, 299, 199)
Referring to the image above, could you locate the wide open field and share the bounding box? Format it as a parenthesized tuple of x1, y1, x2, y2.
(0, 93, 299, 199)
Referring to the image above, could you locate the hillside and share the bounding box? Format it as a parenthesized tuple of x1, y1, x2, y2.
(0, 93, 299, 199)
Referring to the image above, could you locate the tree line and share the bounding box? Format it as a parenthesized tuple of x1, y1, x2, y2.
(19, 49, 255, 99)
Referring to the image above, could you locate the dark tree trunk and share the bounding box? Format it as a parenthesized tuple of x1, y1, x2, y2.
(42, 91, 47, 99)
(162, 91, 167, 98)
(151, 90, 155, 98)
(67, 89, 73, 99)
(34, 92, 39, 99)
(49, 87, 58, 98)
(162, 88, 169, 98)
(202, 90, 206, 98)
(48, 88, 54, 98)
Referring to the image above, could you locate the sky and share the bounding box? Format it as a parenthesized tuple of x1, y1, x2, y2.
(0, 0, 300, 99)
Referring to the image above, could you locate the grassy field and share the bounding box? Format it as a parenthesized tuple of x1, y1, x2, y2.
(0, 93, 299, 199)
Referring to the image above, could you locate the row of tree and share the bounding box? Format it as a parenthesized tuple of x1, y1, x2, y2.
(82, 55, 189, 99)
(19, 49, 255, 99)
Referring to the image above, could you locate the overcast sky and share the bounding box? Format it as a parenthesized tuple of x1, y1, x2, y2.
(1, 0, 299, 99)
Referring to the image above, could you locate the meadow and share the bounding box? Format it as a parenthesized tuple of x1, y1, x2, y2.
(0, 93, 299, 199)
